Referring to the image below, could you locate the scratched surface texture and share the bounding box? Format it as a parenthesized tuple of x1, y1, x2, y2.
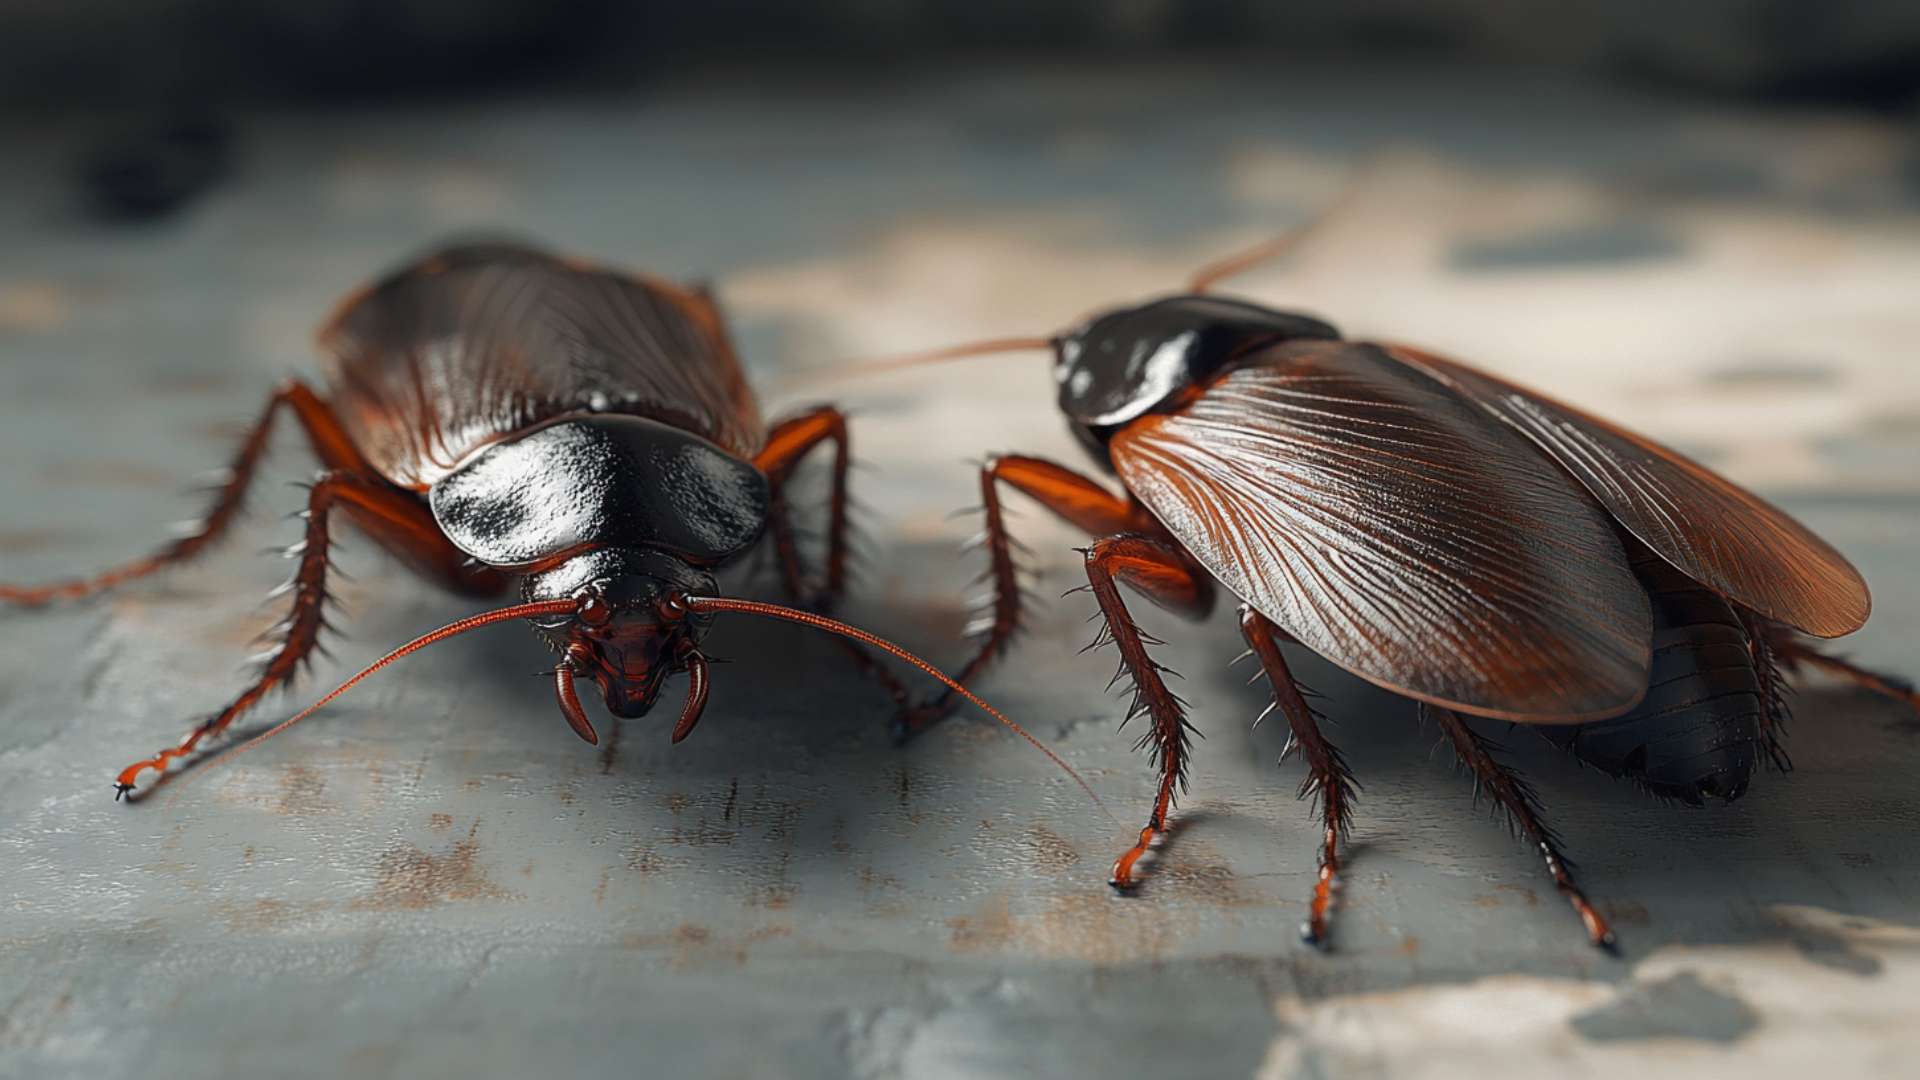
(3, 62, 1918, 1079)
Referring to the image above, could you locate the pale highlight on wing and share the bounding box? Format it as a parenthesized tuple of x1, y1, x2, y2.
(1111, 341, 1652, 722)
(319, 243, 762, 489)
(1385, 345, 1869, 639)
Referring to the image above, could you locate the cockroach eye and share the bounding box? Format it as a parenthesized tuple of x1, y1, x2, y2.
(577, 594, 613, 627)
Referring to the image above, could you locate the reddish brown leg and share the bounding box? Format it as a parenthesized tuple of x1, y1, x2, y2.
(1764, 624, 1920, 715)
(113, 471, 505, 797)
(901, 455, 1165, 739)
(1240, 606, 1356, 948)
(755, 406, 856, 610)
(2, 379, 371, 606)
(1082, 534, 1214, 891)
(752, 406, 911, 713)
(1431, 707, 1616, 950)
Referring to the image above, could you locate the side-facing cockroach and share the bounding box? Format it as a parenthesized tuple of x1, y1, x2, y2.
(848, 229, 1914, 949)
(1, 241, 1093, 806)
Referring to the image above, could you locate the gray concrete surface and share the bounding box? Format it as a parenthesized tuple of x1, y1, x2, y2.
(2, 61, 1918, 1078)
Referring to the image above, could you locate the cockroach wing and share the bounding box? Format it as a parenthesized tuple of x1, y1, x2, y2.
(1383, 345, 1869, 638)
(1109, 340, 1652, 722)
(319, 242, 763, 490)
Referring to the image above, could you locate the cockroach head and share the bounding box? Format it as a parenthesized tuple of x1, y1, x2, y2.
(1053, 295, 1340, 439)
(523, 546, 715, 718)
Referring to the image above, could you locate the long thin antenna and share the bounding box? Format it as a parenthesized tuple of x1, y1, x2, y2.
(686, 594, 1114, 822)
(114, 598, 579, 796)
(821, 334, 1055, 382)
(1187, 158, 1382, 293)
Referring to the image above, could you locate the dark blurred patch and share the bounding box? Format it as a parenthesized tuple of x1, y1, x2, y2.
(249, 0, 621, 100)
(1622, 159, 1779, 203)
(3, 2, 1918, 107)
(79, 117, 232, 223)
(1569, 972, 1759, 1043)
(1863, 409, 1920, 438)
(1749, 51, 1920, 110)
(1784, 917, 1885, 975)
(1449, 220, 1685, 271)
(1615, 41, 1920, 112)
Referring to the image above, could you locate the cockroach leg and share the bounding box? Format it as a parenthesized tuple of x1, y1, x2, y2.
(2, 379, 367, 607)
(113, 470, 500, 797)
(1082, 533, 1208, 891)
(1431, 707, 1616, 951)
(1763, 625, 1920, 715)
(753, 405, 913, 714)
(755, 406, 856, 609)
(1240, 606, 1356, 948)
(1740, 612, 1795, 771)
(899, 455, 1158, 740)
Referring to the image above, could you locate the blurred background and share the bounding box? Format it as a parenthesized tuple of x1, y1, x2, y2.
(8, 1, 1920, 105)
(3, 4, 1918, 1079)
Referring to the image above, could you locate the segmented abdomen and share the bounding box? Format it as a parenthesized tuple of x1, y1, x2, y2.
(1539, 543, 1765, 804)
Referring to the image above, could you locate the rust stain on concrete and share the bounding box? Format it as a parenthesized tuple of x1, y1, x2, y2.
(619, 922, 793, 970)
(1496, 884, 1540, 907)
(217, 898, 331, 932)
(0, 282, 74, 332)
(0, 528, 70, 554)
(948, 891, 1174, 964)
(1606, 899, 1652, 927)
(351, 822, 512, 910)
(274, 765, 332, 816)
(1024, 822, 1082, 873)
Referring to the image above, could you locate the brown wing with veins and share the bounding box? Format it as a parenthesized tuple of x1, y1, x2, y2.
(318, 242, 763, 490)
(1384, 345, 1869, 638)
(1110, 339, 1652, 722)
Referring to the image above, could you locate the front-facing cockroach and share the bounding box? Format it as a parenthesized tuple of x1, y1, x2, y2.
(1, 242, 1094, 808)
(846, 224, 1913, 950)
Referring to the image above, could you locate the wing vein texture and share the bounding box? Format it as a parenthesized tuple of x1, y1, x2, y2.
(1386, 346, 1869, 637)
(1111, 340, 1651, 721)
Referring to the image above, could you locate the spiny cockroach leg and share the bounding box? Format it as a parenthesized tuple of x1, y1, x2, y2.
(1240, 605, 1356, 948)
(901, 455, 1156, 740)
(1431, 706, 1616, 950)
(756, 406, 855, 609)
(112, 469, 492, 797)
(2, 379, 366, 607)
(1764, 624, 1920, 716)
(1082, 533, 1207, 890)
(1741, 612, 1795, 771)
(754, 406, 912, 715)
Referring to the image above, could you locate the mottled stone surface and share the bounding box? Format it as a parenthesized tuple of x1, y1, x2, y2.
(2, 61, 1917, 1079)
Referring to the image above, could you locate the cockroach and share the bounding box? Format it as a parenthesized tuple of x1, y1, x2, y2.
(846, 226, 1914, 950)
(1, 241, 1094, 807)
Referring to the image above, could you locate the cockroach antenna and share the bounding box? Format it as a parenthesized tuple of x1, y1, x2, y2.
(117, 592, 1114, 826)
(113, 599, 578, 796)
(681, 594, 1113, 822)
